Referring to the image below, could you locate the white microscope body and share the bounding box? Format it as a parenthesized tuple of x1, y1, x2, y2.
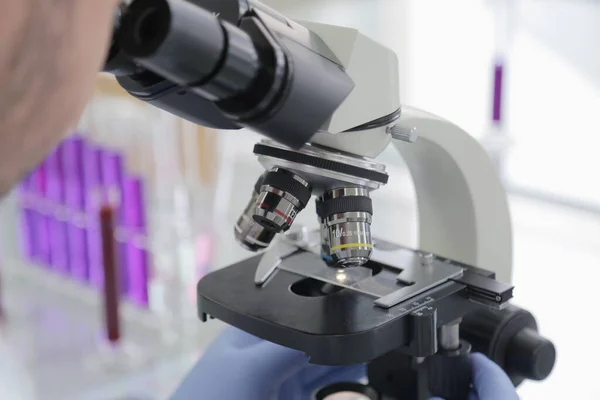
(247, 11, 513, 284)
(108, 0, 512, 282)
(110, 3, 553, 396)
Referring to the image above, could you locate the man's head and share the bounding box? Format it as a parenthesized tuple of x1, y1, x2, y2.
(0, 0, 120, 196)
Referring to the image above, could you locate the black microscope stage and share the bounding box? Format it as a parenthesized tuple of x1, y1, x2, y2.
(196, 238, 512, 366)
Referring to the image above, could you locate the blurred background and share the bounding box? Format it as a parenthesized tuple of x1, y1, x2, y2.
(0, 0, 599, 398)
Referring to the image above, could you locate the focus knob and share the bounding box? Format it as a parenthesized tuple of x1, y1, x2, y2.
(460, 305, 556, 386)
(506, 328, 556, 381)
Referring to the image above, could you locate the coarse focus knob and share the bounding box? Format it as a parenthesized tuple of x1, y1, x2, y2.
(506, 328, 556, 381)
(459, 305, 556, 386)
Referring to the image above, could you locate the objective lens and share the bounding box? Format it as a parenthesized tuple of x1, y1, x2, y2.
(253, 168, 312, 233)
(317, 187, 373, 267)
(234, 174, 276, 251)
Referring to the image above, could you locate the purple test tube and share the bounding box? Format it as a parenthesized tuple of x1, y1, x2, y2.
(492, 62, 504, 124)
(62, 136, 89, 282)
(100, 150, 128, 296)
(83, 144, 105, 288)
(45, 145, 70, 275)
(30, 165, 52, 266)
(17, 175, 36, 260)
(122, 176, 149, 307)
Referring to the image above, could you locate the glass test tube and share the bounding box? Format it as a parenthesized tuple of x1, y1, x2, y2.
(83, 142, 106, 288)
(94, 96, 154, 308)
(16, 175, 36, 262)
(101, 149, 128, 295)
(481, 0, 516, 174)
(62, 135, 89, 282)
(122, 176, 149, 307)
(45, 144, 70, 275)
(31, 162, 52, 267)
(491, 0, 514, 127)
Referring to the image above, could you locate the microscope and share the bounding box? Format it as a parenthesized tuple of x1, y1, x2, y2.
(107, 0, 556, 398)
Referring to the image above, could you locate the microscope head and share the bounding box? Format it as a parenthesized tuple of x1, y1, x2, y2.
(227, 12, 404, 267)
(109, 0, 404, 268)
(108, 0, 400, 153)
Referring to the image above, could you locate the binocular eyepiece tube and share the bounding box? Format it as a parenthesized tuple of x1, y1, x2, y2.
(117, 0, 261, 104)
(106, 0, 356, 149)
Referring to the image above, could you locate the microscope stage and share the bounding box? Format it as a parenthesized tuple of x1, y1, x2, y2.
(196, 242, 513, 366)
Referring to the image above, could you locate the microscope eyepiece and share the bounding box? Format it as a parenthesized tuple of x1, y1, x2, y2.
(118, 0, 230, 84)
(317, 187, 373, 267)
(128, 5, 169, 51)
(253, 168, 312, 233)
(103, 1, 141, 76)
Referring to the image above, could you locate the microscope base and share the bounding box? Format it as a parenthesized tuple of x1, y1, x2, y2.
(196, 239, 555, 399)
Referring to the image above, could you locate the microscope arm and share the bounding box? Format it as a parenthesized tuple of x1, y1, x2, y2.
(394, 106, 512, 284)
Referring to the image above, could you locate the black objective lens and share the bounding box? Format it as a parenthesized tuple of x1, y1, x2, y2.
(234, 173, 276, 252)
(253, 168, 312, 233)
